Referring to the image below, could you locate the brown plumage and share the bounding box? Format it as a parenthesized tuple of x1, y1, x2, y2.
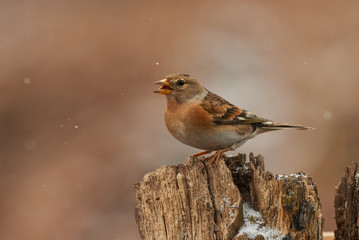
(154, 73, 313, 164)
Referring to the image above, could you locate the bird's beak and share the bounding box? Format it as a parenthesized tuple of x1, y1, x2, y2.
(154, 79, 173, 95)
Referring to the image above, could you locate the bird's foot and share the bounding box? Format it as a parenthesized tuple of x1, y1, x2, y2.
(203, 148, 231, 167)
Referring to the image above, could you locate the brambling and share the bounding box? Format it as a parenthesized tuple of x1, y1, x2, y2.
(154, 73, 313, 165)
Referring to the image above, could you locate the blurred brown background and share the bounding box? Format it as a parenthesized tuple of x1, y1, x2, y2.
(1, 0, 359, 239)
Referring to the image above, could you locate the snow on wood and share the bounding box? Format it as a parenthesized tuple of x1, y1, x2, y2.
(135, 153, 324, 239)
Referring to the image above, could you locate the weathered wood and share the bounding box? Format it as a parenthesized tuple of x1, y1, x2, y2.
(334, 162, 359, 240)
(135, 154, 324, 240)
(226, 153, 324, 240)
(135, 157, 243, 240)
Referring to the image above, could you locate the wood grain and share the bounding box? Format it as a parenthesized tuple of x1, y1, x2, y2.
(334, 162, 359, 240)
(135, 154, 324, 239)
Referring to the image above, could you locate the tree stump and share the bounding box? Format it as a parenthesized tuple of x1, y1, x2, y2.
(135, 153, 324, 240)
(227, 153, 324, 240)
(334, 162, 359, 240)
(134, 157, 243, 240)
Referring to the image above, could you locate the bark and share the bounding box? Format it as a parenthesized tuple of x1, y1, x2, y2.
(135, 157, 243, 240)
(334, 162, 359, 240)
(135, 153, 324, 240)
(227, 153, 324, 240)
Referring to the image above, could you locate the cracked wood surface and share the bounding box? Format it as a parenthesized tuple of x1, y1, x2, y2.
(135, 157, 243, 240)
(135, 154, 324, 240)
(334, 162, 359, 240)
(227, 154, 324, 240)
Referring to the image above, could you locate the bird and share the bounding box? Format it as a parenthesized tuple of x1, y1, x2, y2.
(154, 73, 313, 165)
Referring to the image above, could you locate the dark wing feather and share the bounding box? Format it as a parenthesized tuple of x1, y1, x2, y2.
(200, 92, 268, 125)
(200, 92, 313, 130)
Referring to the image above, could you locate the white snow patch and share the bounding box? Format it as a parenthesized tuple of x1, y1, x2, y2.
(289, 172, 307, 178)
(220, 197, 239, 220)
(236, 203, 284, 240)
(222, 196, 238, 209)
(276, 174, 288, 180)
(276, 172, 307, 180)
(235, 164, 248, 173)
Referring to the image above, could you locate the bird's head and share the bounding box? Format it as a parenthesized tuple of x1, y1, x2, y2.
(154, 73, 207, 103)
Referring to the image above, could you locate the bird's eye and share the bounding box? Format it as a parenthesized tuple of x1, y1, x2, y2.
(177, 79, 185, 86)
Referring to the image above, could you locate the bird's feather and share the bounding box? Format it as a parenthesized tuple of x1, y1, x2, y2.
(201, 92, 267, 125)
(200, 92, 313, 130)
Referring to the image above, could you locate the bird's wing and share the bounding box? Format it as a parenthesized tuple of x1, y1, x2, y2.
(200, 92, 268, 125)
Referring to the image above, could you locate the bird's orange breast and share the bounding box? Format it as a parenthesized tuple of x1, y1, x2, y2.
(164, 100, 213, 146)
(163, 98, 254, 150)
(165, 101, 212, 132)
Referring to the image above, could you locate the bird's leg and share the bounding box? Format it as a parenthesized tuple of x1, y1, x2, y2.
(192, 150, 213, 158)
(204, 147, 231, 166)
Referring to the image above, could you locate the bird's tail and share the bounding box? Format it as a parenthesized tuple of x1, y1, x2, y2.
(259, 121, 314, 131)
